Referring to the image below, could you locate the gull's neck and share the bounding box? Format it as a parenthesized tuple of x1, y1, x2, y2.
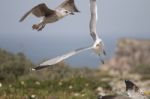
(55, 9, 67, 19)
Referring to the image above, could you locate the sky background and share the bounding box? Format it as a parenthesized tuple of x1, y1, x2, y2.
(0, 0, 150, 68)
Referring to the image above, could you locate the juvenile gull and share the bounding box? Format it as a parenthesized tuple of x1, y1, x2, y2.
(19, 0, 79, 31)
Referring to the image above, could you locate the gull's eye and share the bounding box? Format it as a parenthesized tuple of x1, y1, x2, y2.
(65, 10, 69, 13)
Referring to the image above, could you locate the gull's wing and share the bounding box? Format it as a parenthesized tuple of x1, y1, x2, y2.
(56, 0, 80, 12)
(32, 46, 92, 70)
(19, 3, 55, 22)
(89, 0, 99, 41)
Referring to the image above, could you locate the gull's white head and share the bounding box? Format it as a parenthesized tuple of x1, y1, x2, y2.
(56, 9, 74, 18)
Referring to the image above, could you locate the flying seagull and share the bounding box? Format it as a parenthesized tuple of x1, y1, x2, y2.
(32, 0, 105, 71)
(89, 0, 106, 62)
(125, 80, 148, 99)
(19, 0, 79, 31)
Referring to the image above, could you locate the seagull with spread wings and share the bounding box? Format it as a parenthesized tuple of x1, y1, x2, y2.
(19, 0, 79, 31)
(32, 0, 106, 70)
(89, 0, 106, 60)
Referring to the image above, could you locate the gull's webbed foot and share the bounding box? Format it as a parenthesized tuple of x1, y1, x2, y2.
(101, 59, 104, 64)
(98, 54, 105, 64)
(32, 24, 39, 30)
(37, 25, 45, 31)
(103, 50, 106, 56)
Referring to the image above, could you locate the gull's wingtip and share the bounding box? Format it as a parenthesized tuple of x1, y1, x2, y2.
(31, 65, 50, 71)
(19, 19, 23, 22)
(75, 9, 80, 13)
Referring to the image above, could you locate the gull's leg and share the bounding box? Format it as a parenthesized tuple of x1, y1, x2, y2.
(38, 24, 46, 31)
(98, 54, 104, 64)
(103, 50, 106, 56)
(32, 22, 44, 31)
(101, 59, 104, 64)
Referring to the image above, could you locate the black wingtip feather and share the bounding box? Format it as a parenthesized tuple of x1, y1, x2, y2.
(32, 65, 49, 71)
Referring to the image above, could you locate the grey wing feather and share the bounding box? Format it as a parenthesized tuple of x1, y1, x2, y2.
(19, 3, 55, 22)
(89, 0, 98, 41)
(31, 3, 55, 17)
(56, 0, 80, 12)
(33, 46, 92, 70)
(19, 8, 33, 22)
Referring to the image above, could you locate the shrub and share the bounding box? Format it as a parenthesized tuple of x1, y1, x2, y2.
(0, 49, 33, 82)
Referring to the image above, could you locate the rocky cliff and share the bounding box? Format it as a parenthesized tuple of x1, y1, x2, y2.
(99, 38, 150, 94)
(101, 38, 150, 72)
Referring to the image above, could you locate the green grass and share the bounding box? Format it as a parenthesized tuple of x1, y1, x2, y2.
(0, 76, 110, 99)
(0, 49, 149, 99)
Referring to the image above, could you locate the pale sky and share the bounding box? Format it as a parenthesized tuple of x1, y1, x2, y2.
(0, 0, 150, 68)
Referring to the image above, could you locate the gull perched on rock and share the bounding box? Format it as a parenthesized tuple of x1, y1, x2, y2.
(32, 0, 106, 71)
(97, 80, 150, 99)
(98, 80, 147, 99)
(19, 0, 79, 31)
(125, 80, 149, 99)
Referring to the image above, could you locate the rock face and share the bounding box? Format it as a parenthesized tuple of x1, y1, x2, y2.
(101, 38, 150, 72)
